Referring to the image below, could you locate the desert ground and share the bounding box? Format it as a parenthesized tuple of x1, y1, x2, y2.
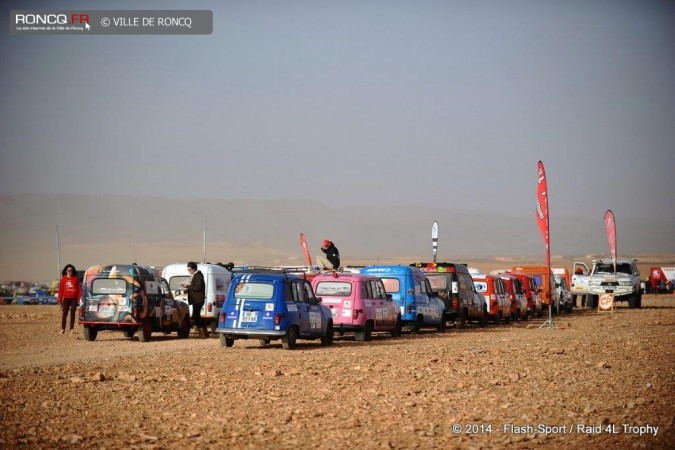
(0, 296, 673, 449)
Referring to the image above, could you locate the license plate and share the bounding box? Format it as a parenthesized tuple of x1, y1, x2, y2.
(98, 304, 115, 317)
(242, 311, 258, 322)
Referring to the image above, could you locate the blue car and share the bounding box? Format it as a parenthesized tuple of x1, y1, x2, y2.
(216, 272, 334, 349)
(360, 265, 446, 332)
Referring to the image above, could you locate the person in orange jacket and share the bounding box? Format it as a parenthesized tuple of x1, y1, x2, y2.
(57, 264, 82, 335)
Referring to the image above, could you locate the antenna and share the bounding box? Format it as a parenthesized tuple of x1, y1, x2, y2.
(126, 240, 137, 263)
(203, 221, 207, 264)
(56, 225, 61, 277)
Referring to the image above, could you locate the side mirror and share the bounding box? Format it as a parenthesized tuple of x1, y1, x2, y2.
(386, 294, 393, 301)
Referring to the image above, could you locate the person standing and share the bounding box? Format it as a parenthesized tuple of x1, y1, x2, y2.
(183, 262, 208, 338)
(57, 264, 81, 335)
(316, 239, 340, 270)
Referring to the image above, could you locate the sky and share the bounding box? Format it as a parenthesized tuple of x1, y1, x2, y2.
(2, 0, 675, 226)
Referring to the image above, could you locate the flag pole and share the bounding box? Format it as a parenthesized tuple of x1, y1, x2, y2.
(56, 225, 61, 278)
(203, 221, 207, 264)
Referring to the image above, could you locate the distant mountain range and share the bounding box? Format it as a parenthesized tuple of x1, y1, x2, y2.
(2, 193, 674, 282)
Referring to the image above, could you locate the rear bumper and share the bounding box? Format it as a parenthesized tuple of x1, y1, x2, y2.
(215, 328, 286, 339)
(78, 321, 139, 328)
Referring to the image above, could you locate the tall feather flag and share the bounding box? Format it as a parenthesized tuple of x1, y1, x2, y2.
(536, 161, 551, 305)
(432, 221, 439, 263)
(603, 210, 617, 273)
(535, 161, 550, 253)
(300, 233, 312, 266)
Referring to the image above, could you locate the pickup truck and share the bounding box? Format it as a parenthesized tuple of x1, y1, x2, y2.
(586, 258, 642, 309)
(570, 262, 590, 307)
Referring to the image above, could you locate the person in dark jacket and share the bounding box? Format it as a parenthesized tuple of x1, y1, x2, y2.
(316, 239, 340, 270)
(182, 262, 208, 338)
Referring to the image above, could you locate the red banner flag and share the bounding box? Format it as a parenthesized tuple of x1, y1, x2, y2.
(535, 161, 549, 250)
(603, 210, 617, 272)
(300, 233, 312, 266)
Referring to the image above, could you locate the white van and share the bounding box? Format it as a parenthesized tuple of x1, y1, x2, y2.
(162, 263, 233, 332)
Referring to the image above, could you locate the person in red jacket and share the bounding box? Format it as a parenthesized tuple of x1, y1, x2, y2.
(57, 264, 82, 335)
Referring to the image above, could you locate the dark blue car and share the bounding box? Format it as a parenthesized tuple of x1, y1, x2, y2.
(216, 272, 334, 349)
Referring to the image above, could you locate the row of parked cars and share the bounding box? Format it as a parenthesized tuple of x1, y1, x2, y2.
(77, 261, 580, 346)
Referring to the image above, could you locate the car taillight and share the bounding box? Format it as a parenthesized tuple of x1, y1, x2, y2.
(274, 313, 281, 325)
(490, 294, 496, 301)
(78, 306, 85, 320)
(510, 294, 514, 301)
(207, 303, 213, 312)
(219, 312, 226, 322)
(133, 307, 138, 317)
(352, 309, 363, 320)
(451, 298, 458, 309)
(406, 305, 412, 314)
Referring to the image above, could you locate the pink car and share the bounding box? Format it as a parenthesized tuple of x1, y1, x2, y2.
(311, 272, 402, 341)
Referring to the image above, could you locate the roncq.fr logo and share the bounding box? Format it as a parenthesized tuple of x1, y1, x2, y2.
(15, 13, 90, 26)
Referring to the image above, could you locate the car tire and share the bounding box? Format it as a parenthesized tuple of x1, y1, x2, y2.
(138, 319, 152, 342)
(219, 333, 231, 347)
(258, 338, 270, 346)
(628, 293, 639, 309)
(355, 323, 370, 342)
(364, 320, 374, 341)
(391, 315, 403, 338)
(177, 317, 190, 339)
(479, 306, 487, 327)
(122, 328, 136, 338)
(637, 292, 642, 308)
(83, 326, 97, 342)
(209, 321, 217, 334)
(587, 295, 597, 309)
(436, 314, 446, 332)
(413, 315, 423, 333)
(456, 308, 467, 329)
(321, 321, 334, 346)
(282, 326, 298, 350)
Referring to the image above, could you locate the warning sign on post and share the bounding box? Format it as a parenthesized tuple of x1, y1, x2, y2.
(598, 293, 614, 312)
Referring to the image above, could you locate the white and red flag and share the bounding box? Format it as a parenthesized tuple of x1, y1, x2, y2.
(604, 210, 617, 272)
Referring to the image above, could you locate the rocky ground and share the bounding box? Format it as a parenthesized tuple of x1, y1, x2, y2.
(0, 296, 673, 449)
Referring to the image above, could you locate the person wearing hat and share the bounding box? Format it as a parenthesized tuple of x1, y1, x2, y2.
(316, 239, 340, 270)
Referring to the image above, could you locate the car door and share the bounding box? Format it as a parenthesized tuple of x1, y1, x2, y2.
(290, 281, 311, 337)
(302, 281, 324, 338)
(371, 279, 392, 327)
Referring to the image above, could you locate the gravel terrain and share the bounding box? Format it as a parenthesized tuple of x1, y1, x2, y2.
(0, 296, 673, 449)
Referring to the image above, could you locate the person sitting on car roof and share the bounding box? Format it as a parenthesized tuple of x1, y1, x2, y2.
(316, 239, 340, 270)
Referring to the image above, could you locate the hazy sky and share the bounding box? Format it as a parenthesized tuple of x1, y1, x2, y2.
(2, 0, 675, 223)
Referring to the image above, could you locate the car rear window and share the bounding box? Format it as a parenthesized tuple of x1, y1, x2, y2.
(314, 281, 352, 296)
(169, 276, 189, 291)
(380, 278, 400, 293)
(426, 274, 448, 290)
(234, 282, 273, 299)
(92, 278, 127, 295)
(474, 281, 487, 293)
